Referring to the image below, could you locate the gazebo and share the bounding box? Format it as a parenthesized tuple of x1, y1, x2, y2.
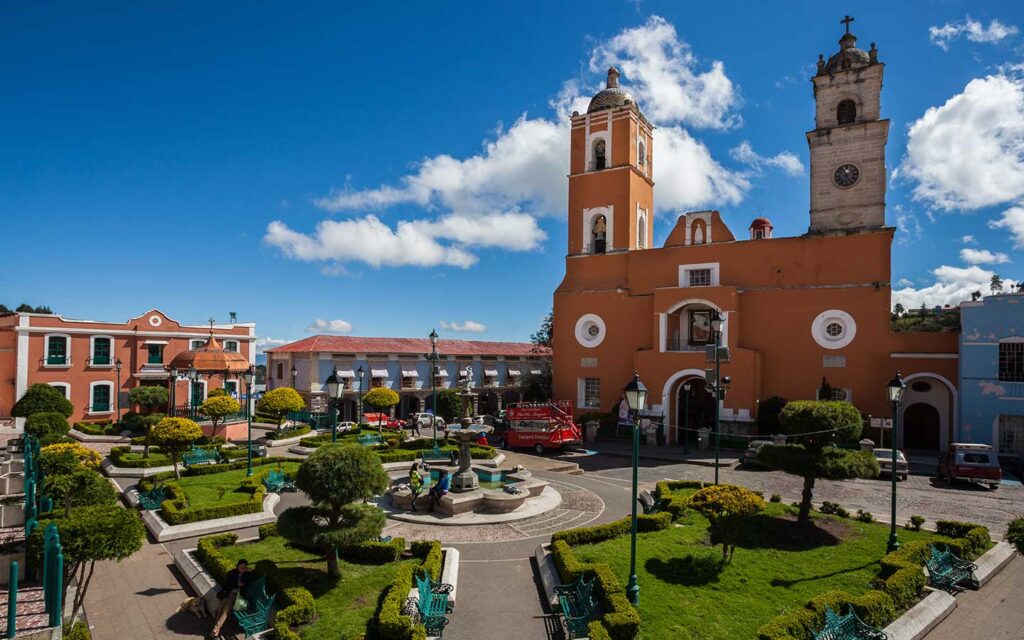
(167, 331, 252, 438)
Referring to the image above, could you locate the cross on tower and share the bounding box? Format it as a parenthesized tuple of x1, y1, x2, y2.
(841, 15, 854, 34)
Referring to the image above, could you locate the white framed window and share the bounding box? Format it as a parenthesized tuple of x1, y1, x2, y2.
(44, 334, 72, 367)
(49, 382, 70, 399)
(224, 380, 239, 397)
(578, 377, 601, 409)
(637, 136, 647, 168)
(186, 380, 208, 406)
(816, 387, 852, 402)
(689, 269, 712, 287)
(224, 340, 239, 353)
(999, 340, 1024, 382)
(637, 206, 648, 250)
(89, 381, 114, 414)
(811, 309, 857, 350)
(998, 415, 1024, 455)
(583, 205, 614, 255)
(89, 335, 114, 367)
(587, 131, 612, 172)
(190, 339, 205, 350)
(678, 263, 720, 288)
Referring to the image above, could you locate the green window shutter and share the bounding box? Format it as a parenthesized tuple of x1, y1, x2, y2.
(93, 338, 111, 365)
(92, 385, 111, 412)
(148, 344, 164, 364)
(47, 337, 67, 365)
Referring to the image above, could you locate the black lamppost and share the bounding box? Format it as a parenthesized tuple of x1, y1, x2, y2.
(114, 359, 123, 421)
(681, 381, 691, 453)
(623, 372, 648, 606)
(169, 366, 178, 417)
(187, 365, 200, 421)
(356, 365, 366, 424)
(242, 366, 255, 477)
(429, 329, 439, 444)
(710, 311, 724, 484)
(886, 372, 906, 553)
(290, 365, 298, 390)
(325, 366, 343, 443)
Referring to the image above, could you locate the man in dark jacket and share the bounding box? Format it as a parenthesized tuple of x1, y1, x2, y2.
(210, 559, 256, 638)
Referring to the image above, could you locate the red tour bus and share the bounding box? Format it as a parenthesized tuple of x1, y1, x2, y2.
(496, 401, 582, 454)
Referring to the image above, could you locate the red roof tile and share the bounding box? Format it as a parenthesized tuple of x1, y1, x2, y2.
(266, 335, 549, 357)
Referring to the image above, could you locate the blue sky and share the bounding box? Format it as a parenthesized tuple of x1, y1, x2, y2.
(2, 1, 1023, 350)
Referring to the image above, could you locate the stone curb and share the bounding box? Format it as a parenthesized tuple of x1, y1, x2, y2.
(379, 485, 561, 526)
(577, 446, 738, 467)
(974, 540, 1015, 586)
(139, 493, 280, 542)
(883, 589, 956, 640)
(101, 458, 175, 478)
(69, 430, 132, 444)
(534, 544, 559, 611)
(258, 430, 324, 448)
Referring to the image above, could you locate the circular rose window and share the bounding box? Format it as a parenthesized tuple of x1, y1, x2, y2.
(575, 314, 607, 348)
(811, 310, 857, 349)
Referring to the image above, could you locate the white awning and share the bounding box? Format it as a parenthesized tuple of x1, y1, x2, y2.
(484, 369, 499, 376)
(507, 368, 522, 376)
(530, 369, 542, 375)
(143, 340, 169, 345)
(435, 370, 450, 377)
(371, 369, 389, 377)
(402, 369, 419, 377)
(336, 369, 355, 378)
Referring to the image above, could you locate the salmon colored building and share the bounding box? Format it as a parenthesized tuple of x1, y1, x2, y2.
(0, 309, 256, 431)
(553, 26, 960, 451)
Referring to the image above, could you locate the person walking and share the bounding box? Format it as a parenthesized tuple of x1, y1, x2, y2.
(408, 462, 424, 511)
(210, 559, 256, 639)
(428, 470, 450, 509)
(409, 414, 422, 437)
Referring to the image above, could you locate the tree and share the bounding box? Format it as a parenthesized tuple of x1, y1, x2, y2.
(363, 387, 399, 433)
(15, 303, 52, 314)
(28, 505, 144, 623)
(128, 386, 168, 414)
(1006, 518, 1024, 555)
(277, 445, 389, 577)
(756, 396, 788, 434)
(150, 417, 203, 479)
(39, 443, 102, 475)
(892, 303, 905, 318)
(519, 360, 553, 402)
(531, 310, 553, 349)
(199, 394, 241, 437)
(971, 291, 982, 302)
(757, 401, 879, 525)
(435, 388, 464, 422)
(12, 383, 73, 419)
(256, 387, 305, 431)
(44, 468, 117, 516)
(689, 484, 765, 562)
(24, 412, 70, 446)
(991, 274, 1004, 294)
(208, 387, 230, 398)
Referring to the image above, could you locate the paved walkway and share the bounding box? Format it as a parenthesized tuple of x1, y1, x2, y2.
(926, 554, 1024, 639)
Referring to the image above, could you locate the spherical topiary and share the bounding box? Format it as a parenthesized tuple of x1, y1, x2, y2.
(689, 484, 765, 562)
(25, 411, 70, 446)
(13, 383, 73, 419)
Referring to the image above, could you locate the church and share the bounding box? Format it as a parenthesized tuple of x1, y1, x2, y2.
(552, 20, 960, 450)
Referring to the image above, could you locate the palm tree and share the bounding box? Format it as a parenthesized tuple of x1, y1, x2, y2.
(990, 274, 1004, 294)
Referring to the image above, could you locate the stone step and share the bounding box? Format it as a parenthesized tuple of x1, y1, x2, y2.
(546, 463, 582, 475)
(0, 585, 52, 636)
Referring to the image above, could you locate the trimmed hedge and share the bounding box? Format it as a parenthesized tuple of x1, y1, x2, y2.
(149, 481, 266, 525)
(109, 446, 171, 468)
(72, 421, 120, 436)
(757, 590, 897, 640)
(551, 512, 671, 546)
(376, 540, 442, 640)
(137, 456, 295, 483)
(264, 424, 312, 440)
(935, 520, 991, 559)
(655, 480, 705, 520)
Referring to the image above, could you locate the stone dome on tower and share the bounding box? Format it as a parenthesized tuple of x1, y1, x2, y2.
(587, 67, 636, 114)
(817, 16, 878, 75)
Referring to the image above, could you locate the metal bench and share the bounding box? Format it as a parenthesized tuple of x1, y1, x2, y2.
(262, 469, 296, 493)
(415, 572, 452, 636)
(233, 575, 275, 637)
(421, 444, 454, 464)
(554, 576, 595, 639)
(926, 545, 979, 591)
(356, 433, 384, 447)
(181, 445, 219, 468)
(813, 606, 887, 640)
(136, 485, 167, 510)
(637, 489, 659, 514)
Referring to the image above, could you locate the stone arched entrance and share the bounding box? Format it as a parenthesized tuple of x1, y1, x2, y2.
(903, 403, 941, 450)
(676, 378, 717, 447)
(899, 374, 955, 452)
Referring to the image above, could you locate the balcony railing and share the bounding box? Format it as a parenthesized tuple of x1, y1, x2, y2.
(90, 402, 111, 413)
(665, 340, 709, 353)
(42, 356, 71, 367)
(87, 357, 113, 367)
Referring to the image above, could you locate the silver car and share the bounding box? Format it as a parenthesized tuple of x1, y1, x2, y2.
(874, 448, 909, 481)
(742, 440, 774, 468)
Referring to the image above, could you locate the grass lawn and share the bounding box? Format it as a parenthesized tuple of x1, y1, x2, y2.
(572, 493, 945, 639)
(174, 462, 301, 507)
(215, 535, 416, 639)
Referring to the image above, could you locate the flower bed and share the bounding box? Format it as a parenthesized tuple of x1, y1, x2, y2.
(197, 529, 441, 639)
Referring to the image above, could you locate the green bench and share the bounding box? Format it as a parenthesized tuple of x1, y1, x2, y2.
(233, 575, 275, 637)
(554, 576, 595, 639)
(181, 445, 220, 468)
(415, 572, 453, 637)
(136, 485, 167, 510)
(926, 544, 979, 591)
(357, 433, 384, 447)
(263, 469, 296, 493)
(813, 606, 886, 640)
(420, 444, 454, 464)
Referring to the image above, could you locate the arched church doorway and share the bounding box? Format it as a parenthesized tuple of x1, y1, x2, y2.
(676, 378, 716, 447)
(903, 403, 940, 451)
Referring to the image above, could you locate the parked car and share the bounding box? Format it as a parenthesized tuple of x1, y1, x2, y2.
(337, 421, 357, 433)
(413, 413, 446, 429)
(385, 418, 406, 431)
(938, 443, 1002, 490)
(873, 448, 909, 481)
(741, 440, 773, 468)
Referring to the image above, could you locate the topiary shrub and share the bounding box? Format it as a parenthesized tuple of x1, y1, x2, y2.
(688, 484, 765, 562)
(25, 412, 70, 445)
(12, 383, 73, 418)
(855, 510, 874, 523)
(769, 494, 782, 503)
(819, 501, 850, 518)
(1007, 518, 1024, 555)
(905, 515, 926, 531)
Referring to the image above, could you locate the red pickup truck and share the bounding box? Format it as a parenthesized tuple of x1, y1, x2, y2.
(938, 443, 1002, 490)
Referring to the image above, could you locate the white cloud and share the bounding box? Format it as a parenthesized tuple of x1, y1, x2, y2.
(729, 141, 805, 176)
(439, 320, 488, 333)
(894, 206, 923, 245)
(589, 16, 741, 129)
(989, 203, 1024, 248)
(929, 16, 1018, 51)
(961, 235, 977, 244)
(897, 278, 915, 287)
(254, 336, 289, 354)
(306, 319, 354, 334)
(893, 264, 1017, 309)
(960, 248, 1011, 264)
(900, 73, 1024, 210)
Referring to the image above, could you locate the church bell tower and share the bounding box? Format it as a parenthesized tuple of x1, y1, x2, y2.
(567, 67, 654, 256)
(807, 16, 888, 234)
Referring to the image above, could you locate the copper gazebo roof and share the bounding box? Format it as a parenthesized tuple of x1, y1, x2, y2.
(169, 333, 250, 374)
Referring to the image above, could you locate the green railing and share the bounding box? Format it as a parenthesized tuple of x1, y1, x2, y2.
(287, 410, 334, 430)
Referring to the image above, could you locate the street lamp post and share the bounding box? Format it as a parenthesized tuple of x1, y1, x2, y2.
(187, 366, 199, 421)
(169, 366, 178, 417)
(114, 359, 123, 421)
(623, 372, 648, 606)
(325, 367, 343, 443)
(356, 366, 366, 425)
(886, 372, 906, 553)
(711, 311, 724, 485)
(291, 365, 298, 390)
(242, 366, 255, 477)
(682, 381, 691, 453)
(429, 329, 439, 445)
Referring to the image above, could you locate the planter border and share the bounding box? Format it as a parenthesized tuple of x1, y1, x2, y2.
(137, 492, 279, 542)
(101, 458, 175, 478)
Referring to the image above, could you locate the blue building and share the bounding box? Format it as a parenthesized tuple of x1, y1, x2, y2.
(958, 293, 1024, 458)
(266, 335, 549, 420)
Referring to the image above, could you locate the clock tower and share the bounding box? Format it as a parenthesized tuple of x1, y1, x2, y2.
(807, 16, 888, 234)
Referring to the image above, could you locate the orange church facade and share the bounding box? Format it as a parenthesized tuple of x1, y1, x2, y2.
(553, 26, 959, 450)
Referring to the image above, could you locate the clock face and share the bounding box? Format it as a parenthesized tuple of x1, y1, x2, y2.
(833, 164, 859, 187)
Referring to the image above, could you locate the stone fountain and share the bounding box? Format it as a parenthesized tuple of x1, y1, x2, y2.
(450, 368, 491, 492)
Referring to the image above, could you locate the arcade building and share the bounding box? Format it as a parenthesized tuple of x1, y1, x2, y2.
(552, 22, 960, 450)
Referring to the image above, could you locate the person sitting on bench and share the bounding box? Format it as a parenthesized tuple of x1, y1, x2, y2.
(429, 470, 450, 508)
